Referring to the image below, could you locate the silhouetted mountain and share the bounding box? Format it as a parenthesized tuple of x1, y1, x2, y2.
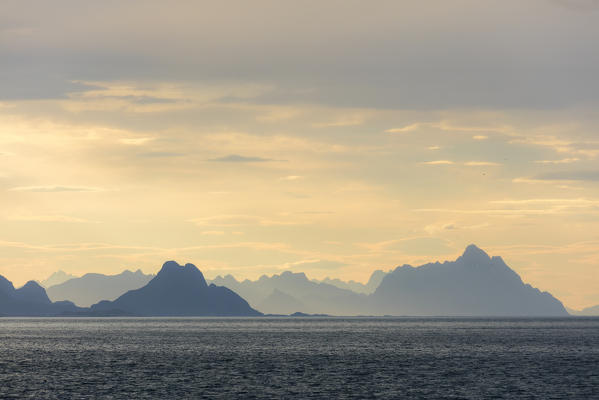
(0, 275, 81, 316)
(91, 261, 261, 316)
(370, 245, 568, 316)
(40, 270, 78, 288)
(568, 304, 599, 316)
(257, 289, 304, 315)
(47, 269, 154, 307)
(314, 270, 388, 294)
(211, 271, 368, 315)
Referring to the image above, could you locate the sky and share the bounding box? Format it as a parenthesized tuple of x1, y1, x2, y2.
(1, 0, 598, 309)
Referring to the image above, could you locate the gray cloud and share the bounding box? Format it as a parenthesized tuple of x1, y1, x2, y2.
(208, 154, 278, 163)
(533, 170, 599, 181)
(2, 1, 598, 108)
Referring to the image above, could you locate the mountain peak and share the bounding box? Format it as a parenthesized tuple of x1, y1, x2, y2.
(461, 244, 491, 263)
(155, 261, 207, 287)
(15, 280, 51, 304)
(159, 260, 182, 273)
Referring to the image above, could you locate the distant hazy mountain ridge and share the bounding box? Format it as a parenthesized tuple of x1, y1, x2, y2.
(312, 270, 388, 294)
(40, 270, 78, 288)
(91, 261, 261, 316)
(568, 304, 599, 316)
(47, 269, 154, 307)
(209, 245, 567, 316)
(1, 245, 571, 317)
(210, 271, 368, 315)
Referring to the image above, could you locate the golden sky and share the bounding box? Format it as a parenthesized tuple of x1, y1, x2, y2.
(1, 0, 598, 309)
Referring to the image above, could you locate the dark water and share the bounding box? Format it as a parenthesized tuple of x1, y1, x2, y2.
(0, 318, 598, 399)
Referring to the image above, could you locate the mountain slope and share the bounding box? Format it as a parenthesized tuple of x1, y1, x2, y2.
(211, 271, 368, 315)
(47, 269, 154, 307)
(40, 270, 78, 287)
(0, 275, 81, 316)
(371, 245, 568, 316)
(91, 261, 261, 316)
(315, 270, 388, 294)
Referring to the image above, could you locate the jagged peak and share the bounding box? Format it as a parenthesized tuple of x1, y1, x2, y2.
(155, 261, 207, 286)
(460, 244, 491, 263)
(159, 260, 182, 273)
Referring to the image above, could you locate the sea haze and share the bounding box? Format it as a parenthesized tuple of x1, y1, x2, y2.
(0, 317, 597, 399)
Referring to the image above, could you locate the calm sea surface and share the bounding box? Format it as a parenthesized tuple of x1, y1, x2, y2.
(0, 317, 597, 399)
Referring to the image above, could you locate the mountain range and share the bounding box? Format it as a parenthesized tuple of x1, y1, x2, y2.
(0, 245, 573, 316)
(311, 270, 388, 294)
(210, 271, 370, 315)
(46, 269, 154, 307)
(40, 270, 78, 288)
(0, 276, 82, 316)
(567, 305, 599, 316)
(91, 261, 261, 316)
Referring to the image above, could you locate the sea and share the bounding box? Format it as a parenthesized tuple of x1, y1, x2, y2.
(0, 317, 597, 399)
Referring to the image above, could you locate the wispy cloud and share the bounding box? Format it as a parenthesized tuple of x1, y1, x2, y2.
(6, 214, 99, 223)
(534, 158, 580, 164)
(201, 230, 226, 235)
(138, 151, 185, 158)
(281, 259, 346, 270)
(8, 185, 104, 192)
(463, 161, 501, 166)
(386, 121, 511, 135)
(208, 154, 278, 163)
(189, 214, 309, 227)
(422, 160, 501, 166)
(533, 170, 599, 182)
(422, 160, 455, 165)
(119, 137, 155, 145)
(280, 175, 304, 181)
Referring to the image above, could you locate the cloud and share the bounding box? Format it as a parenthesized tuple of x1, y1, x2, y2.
(280, 175, 304, 181)
(490, 198, 599, 206)
(361, 236, 455, 256)
(422, 160, 500, 166)
(416, 198, 599, 216)
(424, 222, 489, 235)
(422, 160, 455, 165)
(534, 158, 580, 164)
(119, 137, 155, 145)
(532, 170, 599, 182)
(385, 123, 426, 133)
(189, 214, 308, 227)
(463, 161, 501, 166)
(208, 154, 278, 163)
(190, 215, 260, 227)
(3, 1, 599, 109)
(201, 231, 226, 236)
(284, 259, 346, 270)
(473, 135, 488, 140)
(8, 185, 103, 192)
(138, 152, 185, 158)
(6, 214, 98, 223)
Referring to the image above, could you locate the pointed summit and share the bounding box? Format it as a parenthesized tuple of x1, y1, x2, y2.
(460, 244, 491, 264)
